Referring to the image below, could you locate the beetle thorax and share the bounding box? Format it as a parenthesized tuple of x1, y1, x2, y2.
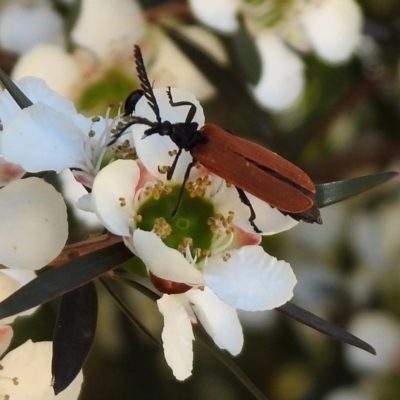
(169, 122, 205, 151)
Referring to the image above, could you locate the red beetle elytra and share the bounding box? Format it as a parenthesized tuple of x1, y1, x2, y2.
(116, 45, 322, 232)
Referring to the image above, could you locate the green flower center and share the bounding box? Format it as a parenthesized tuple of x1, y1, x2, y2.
(136, 184, 215, 257)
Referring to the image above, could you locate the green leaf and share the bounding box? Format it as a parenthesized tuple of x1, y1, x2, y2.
(194, 328, 268, 400)
(100, 278, 161, 346)
(0, 242, 132, 321)
(229, 18, 261, 85)
(277, 302, 376, 355)
(52, 283, 98, 395)
(0, 68, 32, 108)
(315, 171, 399, 208)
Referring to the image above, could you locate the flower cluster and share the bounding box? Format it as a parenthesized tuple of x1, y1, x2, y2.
(189, 0, 363, 110)
(0, 77, 299, 380)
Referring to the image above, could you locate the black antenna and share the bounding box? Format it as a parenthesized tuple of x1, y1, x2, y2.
(133, 45, 161, 124)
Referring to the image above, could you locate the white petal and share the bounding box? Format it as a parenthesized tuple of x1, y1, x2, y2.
(133, 230, 205, 286)
(0, 178, 68, 270)
(189, 0, 239, 33)
(157, 294, 194, 380)
(213, 185, 298, 234)
(59, 170, 101, 229)
(252, 33, 305, 111)
(91, 160, 140, 236)
(0, 77, 77, 127)
(0, 325, 13, 357)
(1, 103, 87, 172)
(203, 246, 296, 310)
(301, 0, 363, 63)
(0, 4, 65, 54)
(71, 0, 146, 60)
(0, 341, 83, 399)
(0, 271, 37, 323)
(244, 194, 299, 235)
(186, 287, 243, 355)
(132, 87, 204, 182)
(11, 45, 83, 98)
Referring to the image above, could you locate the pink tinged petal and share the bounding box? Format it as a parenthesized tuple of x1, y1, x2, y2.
(189, 0, 239, 33)
(71, 0, 146, 60)
(233, 227, 262, 247)
(0, 341, 83, 400)
(157, 294, 194, 380)
(0, 4, 65, 54)
(91, 160, 140, 236)
(132, 87, 204, 182)
(203, 246, 297, 311)
(1, 103, 87, 173)
(186, 287, 243, 355)
(252, 33, 305, 111)
(133, 230, 205, 286)
(0, 158, 25, 186)
(0, 77, 77, 127)
(0, 178, 68, 270)
(0, 325, 13, 357)
(301, 0, 363, 63)
(11, 45, 83, 98)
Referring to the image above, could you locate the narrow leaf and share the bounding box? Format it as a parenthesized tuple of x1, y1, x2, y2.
(100, 278, 161, 346)
(52, 283, 98, 395)
(0, 242, 132, 320)
(195, 327, 268, 400)
(0, 68, 32, 108)
(229, 17, 262, 85)
(277, 302, 376, 355)
(316, 171, 399, 208)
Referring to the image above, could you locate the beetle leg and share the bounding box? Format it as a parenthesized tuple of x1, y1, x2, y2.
(235, 187, 262, 233)
(108, 116, 155, 145)
(166, 148, 183, 180)
(166, 87, 197, 124)
(171, 159, 196, 218)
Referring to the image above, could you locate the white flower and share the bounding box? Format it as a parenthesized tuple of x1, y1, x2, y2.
(71, 0, 147, 61)
(0, 2, 65, 54)
(252, 32, 305, 111)
(0, 77, 123, 270)
(0, 340, 83, 399)
(300, 0, 363, 63)
(89, 87, 298, 379)
(0, 178, 68, 270)
(8, 0, 147, 101)
(189, 0, 363, 110)
(0, 79, 70, 270)
(188, 0, 239, 34)
(0, 77, 125, 186)
(11, 45, 85, 98)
